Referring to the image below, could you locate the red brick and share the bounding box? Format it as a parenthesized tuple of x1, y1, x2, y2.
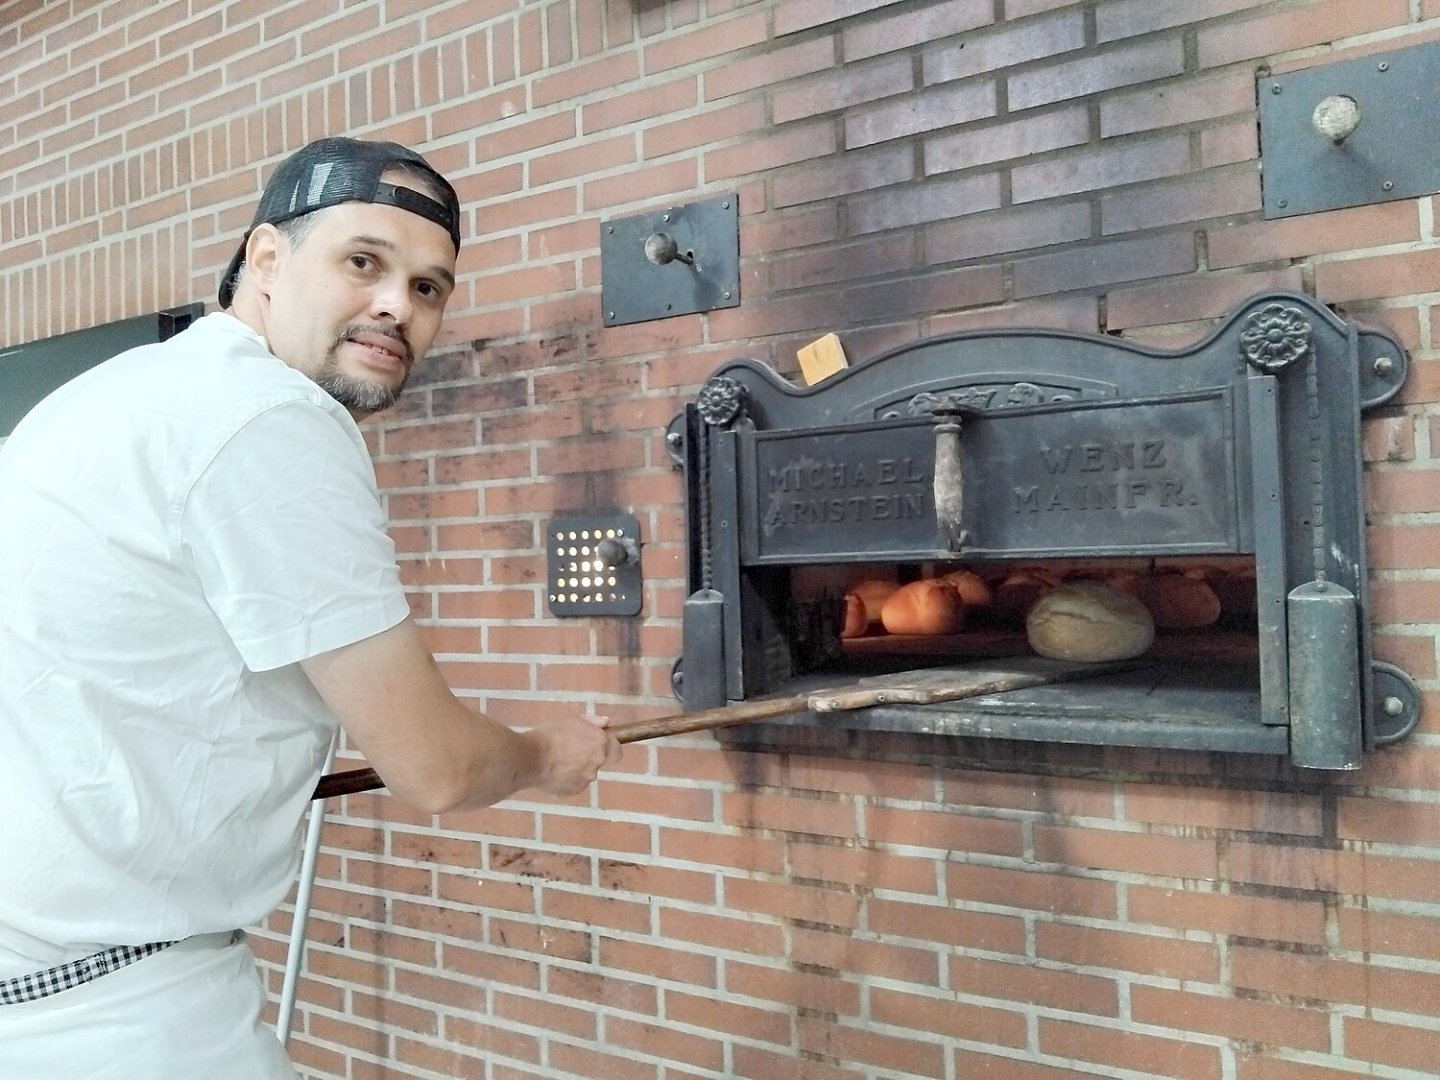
(1098, 0, 1273, 42)
(1236, 1053, 1390, 1080)
(850, 172, 1002, 235)
(1317, 248, 1440, 305)
(847, 79, 997, 150)
(1132, 984, 1331, 1050)
(773, 52, 913, 124)
(797, 1016, 946, 1077)
(1234, 944, 1440, 1018)
(1227, 841, 1439, 903)
(706, 119, 838, 181)
(1040, 1018, 1222, 1080)
(869, 898, 1026, 953)
(926, 201, 1091, 265)
(1125, 782, 1322, 835)
(1010, 38, 1185, 112)
(643, 10, 767, 73)
(928, 105, 1089, 175)
(1101, 68, 1258, 137)
(924, 9, 1086, 82)
(1106, 267, 1305, 331)
(1013, 232, 1197, 299)
(604, 1014, 725, 1072)
(1198, 0, 1410, 68)
(1343, 1015, 1440, 1073)
(1128, 883, 1327, 945)
(1338, 906, 1440, 963)
(1039, 922, 1219, 981)
(1015, 133, 1190, 203)
(773, 142, 915, 210)
(873, 986, 1028, 1046)
(598, 936, 718, 989)
(774, 0, 909, 37)
(953, 953, 1119, 1015)
(705, 34, 834, 101)
(582, 74, 697, 133)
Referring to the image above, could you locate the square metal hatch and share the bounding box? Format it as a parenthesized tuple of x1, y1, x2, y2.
(600, 194, 740, 326)
(1258, 39, 1440, 219)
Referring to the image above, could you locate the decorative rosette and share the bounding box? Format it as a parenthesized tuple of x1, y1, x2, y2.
(696, 375, 747, 426)
(1240, 303, 1312, 373)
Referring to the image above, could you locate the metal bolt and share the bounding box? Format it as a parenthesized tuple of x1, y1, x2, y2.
(1374, 356, 1395, 376)
(722, 201, 730, 209)
(1382, 180, 1394, 191)
(666, 431, 683, 447)
(1277, 199, 1288, 208)
(606, 311, 615, 319)
(662, 213, 670, 222)
(1384, 696, 1404, 716)
(1378, 61, 1389, 72)
(1272, 83, 1283, 94)
(607, 226, 614, 234)
(723, 291, 732, 299)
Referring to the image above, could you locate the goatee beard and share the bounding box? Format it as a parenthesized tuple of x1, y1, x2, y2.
(315, 369, 401, 417)
(316, 324, 411, 416)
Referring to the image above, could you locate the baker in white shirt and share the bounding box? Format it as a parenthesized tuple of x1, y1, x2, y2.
(0, 136, 620, 1080)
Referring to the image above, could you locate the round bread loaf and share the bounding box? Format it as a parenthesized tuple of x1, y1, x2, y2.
(880, 579, 966, 635)
(850, 579, 899, 624)
(1140, 574, 1221, 629)
(1026, 581, 1154, 662)
(840, 593, 869, 639)
(939, 569, 993, 608)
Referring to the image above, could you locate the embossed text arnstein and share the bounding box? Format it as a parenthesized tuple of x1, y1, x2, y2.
(1015, 439, 1202, 512)
(765, 454, 929, 527)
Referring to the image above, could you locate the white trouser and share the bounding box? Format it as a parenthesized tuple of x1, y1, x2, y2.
(0, 930, 297, 1080)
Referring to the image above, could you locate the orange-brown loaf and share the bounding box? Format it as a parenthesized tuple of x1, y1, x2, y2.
(940, 569, 993, 608)
(879, 579, 966, 635)
(1026, 581, 1155, 662)
(849, 579, 900, 625)
(1140, 574, 1221, 629)
(840, 592, 869, 639)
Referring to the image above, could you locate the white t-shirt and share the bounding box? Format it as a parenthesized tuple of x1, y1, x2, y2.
(0, 312, 410, 977)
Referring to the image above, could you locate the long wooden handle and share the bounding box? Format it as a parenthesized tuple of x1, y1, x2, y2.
(310, 693, 811, 801)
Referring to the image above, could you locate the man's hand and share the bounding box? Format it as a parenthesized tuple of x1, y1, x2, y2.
(524, 714, 622, 798)
(301, 619, 619, 813)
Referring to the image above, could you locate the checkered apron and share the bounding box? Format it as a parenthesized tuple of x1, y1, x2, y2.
(0, 942, 177, 1005)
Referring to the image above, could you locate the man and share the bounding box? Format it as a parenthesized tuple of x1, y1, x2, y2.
(0, 137, 619, 1078)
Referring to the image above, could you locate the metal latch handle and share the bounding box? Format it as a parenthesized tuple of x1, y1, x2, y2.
(931, 405, 978, 552)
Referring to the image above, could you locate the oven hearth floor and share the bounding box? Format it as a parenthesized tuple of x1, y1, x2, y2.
(747, 637, 1285, 755)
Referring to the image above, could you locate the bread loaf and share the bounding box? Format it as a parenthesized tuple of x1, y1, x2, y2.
(849, 579, 899, 625)
(1026, 581, 1155, 662)
(1140, 574, 1221, 629)
(939, 569, 993, 608)
(880, 579, 966, 635)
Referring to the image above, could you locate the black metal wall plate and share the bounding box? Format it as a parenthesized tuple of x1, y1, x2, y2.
(546, 514, 643, 617)
(601, 194, 739, 326)
(1258, 40, 1440, 219)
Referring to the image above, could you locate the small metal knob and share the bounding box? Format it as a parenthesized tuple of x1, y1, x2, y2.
(596, 537, 638, 568)
(1383, 696, 1405, 717)
(644, 232, 695, 267)
(1312, 94, 1361, 144)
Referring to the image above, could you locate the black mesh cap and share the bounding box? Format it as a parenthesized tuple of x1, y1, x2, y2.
(218, 136, 461, 308)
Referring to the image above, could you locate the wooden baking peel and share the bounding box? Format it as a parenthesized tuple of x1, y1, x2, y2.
(311, 656, 1134, 800)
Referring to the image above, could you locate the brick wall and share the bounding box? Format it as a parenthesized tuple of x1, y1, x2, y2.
(5, 1, 1440, 1077)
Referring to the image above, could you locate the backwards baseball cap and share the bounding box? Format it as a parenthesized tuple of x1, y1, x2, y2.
(218, 136, 462, 308)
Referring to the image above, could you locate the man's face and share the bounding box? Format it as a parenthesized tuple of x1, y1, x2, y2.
(258, 184, 458, 416)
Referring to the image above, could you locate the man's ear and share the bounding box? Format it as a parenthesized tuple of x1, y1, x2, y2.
(244, 224, 285, 295)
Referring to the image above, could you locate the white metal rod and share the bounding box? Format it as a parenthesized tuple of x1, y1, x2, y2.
(276, 731, 339, 1045)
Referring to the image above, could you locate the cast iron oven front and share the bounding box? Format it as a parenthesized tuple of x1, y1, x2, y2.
(665, 291, 1420, 769)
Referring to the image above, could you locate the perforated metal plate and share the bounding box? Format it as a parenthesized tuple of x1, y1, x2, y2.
(546, 514, 643, 617)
